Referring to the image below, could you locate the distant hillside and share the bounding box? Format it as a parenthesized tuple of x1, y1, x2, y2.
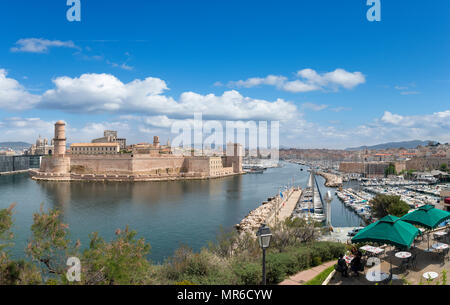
(0, 142, 31, 150)
(345, 140, 436, 151)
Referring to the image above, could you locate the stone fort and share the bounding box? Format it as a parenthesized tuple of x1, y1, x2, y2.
(32, 121, 243, 182)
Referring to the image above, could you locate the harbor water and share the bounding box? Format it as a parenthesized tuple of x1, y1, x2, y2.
(0, 162, 362, 262)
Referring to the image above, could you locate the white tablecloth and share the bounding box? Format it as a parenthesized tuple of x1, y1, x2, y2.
(423, 272, 438, 280)
(395, 252, 411, 259)
(432, 243, 449, 250)
(366, 271, 389, 282)
(360, 245, 384, 254)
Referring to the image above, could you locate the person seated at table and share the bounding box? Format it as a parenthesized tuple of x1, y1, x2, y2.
(350, 252, 364, 276)
(335, 254, 349, 277)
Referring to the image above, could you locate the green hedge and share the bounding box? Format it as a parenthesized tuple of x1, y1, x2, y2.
(264, 242, 346, 284)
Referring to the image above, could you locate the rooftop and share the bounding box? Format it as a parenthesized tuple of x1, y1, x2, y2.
(70, 143, 120, 147)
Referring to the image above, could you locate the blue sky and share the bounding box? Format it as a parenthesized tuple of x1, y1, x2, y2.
(0, 0, 449, 148)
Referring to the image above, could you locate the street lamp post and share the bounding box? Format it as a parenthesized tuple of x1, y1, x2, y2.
(256, 223, 272, 285)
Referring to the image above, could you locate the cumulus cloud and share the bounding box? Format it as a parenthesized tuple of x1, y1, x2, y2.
(0, 69, 40, 110)
(10, 38, 79, 53)
(226, 68, 365, 93)
(40, 73, 174, 113)
(38, 73, 297, 121)
(0, 117, 53, 142)
(228, 75, 287, 88)
(306, 110, 450, 148)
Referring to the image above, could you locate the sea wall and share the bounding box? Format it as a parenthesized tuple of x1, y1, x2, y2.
(317, 171, 343, 187)
(30, 170, 240, 182)
(235, 188, 296, 234)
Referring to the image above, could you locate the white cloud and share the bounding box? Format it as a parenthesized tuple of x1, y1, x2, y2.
(301, 102, 328, 111)
(38, 73, 297, 121)
(106, 60, 134, 71)
(0, 69, 40, 110)
(40, 73, 173, 113)
(330, 106, 352, 112)
(11, 38, 79, 53)
(0, 117, 53, 142)
(320, 69, 365, 89)
(281, 80, 320, 93)
(228, 75, 287, 88)
(381, 111, 405, 125)
(227, 68, 365, 93)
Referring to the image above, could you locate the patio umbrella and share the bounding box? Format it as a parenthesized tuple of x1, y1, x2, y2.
(352, 215, 420, 249)
(401, 205, 450, 250)
(352, 215, 420, 274)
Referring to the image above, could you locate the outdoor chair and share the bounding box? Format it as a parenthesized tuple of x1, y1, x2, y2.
(381, 272, 393, 285)
(440, 248, 449, 262)
(351, 259, 365, 276)
(334, 264, 348, 278)
(406, 253, 417, 271)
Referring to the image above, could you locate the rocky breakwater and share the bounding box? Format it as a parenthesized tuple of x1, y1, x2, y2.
(317, 171, 343, 187)
(234, 188, 297, 234)
(234, 197, 279, 234)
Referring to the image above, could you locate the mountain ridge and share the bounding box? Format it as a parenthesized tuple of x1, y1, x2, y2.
(345, 140, 436, 151)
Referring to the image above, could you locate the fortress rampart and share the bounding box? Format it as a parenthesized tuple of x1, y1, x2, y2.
(32, 121, 243, 182)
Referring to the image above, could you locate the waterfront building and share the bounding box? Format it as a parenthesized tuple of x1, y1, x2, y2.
(130, 136, 172, 155)
(0, 150, 16, 156)
(25, 135, 54, 156)
(70, 143, 120, 155)
(92, 130, 127, 150)
(34, 121, 243, 181)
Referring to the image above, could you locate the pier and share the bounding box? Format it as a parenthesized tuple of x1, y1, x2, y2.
(267, 188, 302, 225)
(235, 187, 302, 234)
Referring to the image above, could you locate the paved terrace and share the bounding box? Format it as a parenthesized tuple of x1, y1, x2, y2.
(329, 227, 450, 285)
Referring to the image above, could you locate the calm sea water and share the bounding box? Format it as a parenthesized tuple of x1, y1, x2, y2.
(0, 162, 361, 262)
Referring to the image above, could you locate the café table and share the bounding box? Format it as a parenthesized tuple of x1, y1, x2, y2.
(395, 252, 411, 259)
(344, 255, 354, 264)
(432, 243, 449, 251)
(360, 245, 384, 257)
(395, 251, 412, 272)
(366, 271, 389, 283)
(422, 271, 438, 281)
(434, 231, 447, 241)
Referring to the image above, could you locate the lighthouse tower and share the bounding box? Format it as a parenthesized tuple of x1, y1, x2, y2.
(54, 120, 67, 156)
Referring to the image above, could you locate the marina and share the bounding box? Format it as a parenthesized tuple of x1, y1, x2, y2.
(292, 171, 326, 223)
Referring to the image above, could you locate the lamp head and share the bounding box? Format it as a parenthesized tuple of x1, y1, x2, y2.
(256, 223, 272, 249)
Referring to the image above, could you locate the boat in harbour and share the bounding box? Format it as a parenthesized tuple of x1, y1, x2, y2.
(292, 171, 326, 223)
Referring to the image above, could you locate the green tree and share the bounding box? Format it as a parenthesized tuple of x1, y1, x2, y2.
(384, 163, 397, 177)
(440, 163, 448, 172)
(371, 194, 410, 218)
(80, 226, 152, 285)
(27, 205, 79, 281)
(0, 204, 41, 284)
(0, 203, 15, 253)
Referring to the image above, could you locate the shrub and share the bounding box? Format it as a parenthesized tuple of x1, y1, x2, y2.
(312, 256, 322, 266)
(265, 252, 292, 284)
(232, 261, 262, 285)
(175, 280, 196, 285)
